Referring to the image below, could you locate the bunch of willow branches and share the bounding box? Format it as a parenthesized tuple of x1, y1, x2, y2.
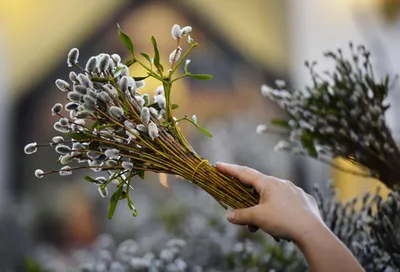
(24, 24, 259, 219)
(258, 44, 400, 189)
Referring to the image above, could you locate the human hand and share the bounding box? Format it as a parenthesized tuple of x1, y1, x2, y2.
(216, 162, 324, 242)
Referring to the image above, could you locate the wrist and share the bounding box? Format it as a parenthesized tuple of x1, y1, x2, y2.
(292, 216, 328, 247)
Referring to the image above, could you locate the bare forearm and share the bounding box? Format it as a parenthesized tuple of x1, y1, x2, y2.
(295, 220, 364, 272)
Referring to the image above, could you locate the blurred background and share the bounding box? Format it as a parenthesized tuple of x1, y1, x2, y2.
(1, 0, 400, 270)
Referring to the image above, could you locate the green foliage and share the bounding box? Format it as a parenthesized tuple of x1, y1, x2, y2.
(108, 185, 124, 219)
(187, 73, 213, 80)
(118, 24, 134, 56)
(151, 36, 163, 73)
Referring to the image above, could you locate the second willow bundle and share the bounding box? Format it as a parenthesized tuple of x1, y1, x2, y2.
(24, 24, 258, 218)
(259, 44, 400, 189)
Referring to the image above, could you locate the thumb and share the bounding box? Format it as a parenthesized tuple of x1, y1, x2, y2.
(226, 207, 258, 226)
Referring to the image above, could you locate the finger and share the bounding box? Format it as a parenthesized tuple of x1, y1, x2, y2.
(226, 207, 259, 226)
(216, 162, 264, 192)
(248, 225, 259, 233)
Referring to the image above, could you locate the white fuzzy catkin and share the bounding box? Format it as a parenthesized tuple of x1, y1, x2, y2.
(181, 26, 192, 35)
(141, 107, 150, 123)
(74, 85, 87, 95)
(274, 140, 291, 152)
(98, 186, 108, 197)
(122, 161, 134, 171)
(65, 102, 79, 111)
(77, 74, 91, 87)
(67, 92, 81, 102)
(83, 95, 96, 108)
(192, 115, 197, 124)
(103, 84, 118, 98)
(99, 54, 111, 71)
(95, 177, 107, 185)
(72, 142, 84, 150)
(120, 66, 129, 77)
(111, 54, 121, 63)
(59, 166, 72, 176)
(148, 122, 159, 140)
(120, 76, 136, 94)
(87, 88, 97, 99)
(136, 124, 147, 132)
(136, 80, 145, 89)
(60, 154, 73, 165)
(105, 149, 119, 159)
(69, 71, 78, 82)
(154, 95, 166, 109)
(55, 79, 70, 92)
(59, 118, 69, 127)
(35, 169, 44, 178)
(52, 136, 64, 143)
(24, 142, 37, 154)
(85, 57, 98, 72)
(134, 95, 145, 107)
(171, 24, 182, 39)
(261, 85, 273, 97)
(275, 79, 286, 88)
(51, 103, 63, 115)
(55, 145, 71, 154)
(105, 159, 118, 167)
(256, 124, 268, 134)
(109, 106, 124, 120)
(87, 150, 101, 160)
(98, 91, 112, 103)
(54, 122, 69, 133)
(67, 48, 79, 67)
(149, 107, 159, 117)
(124, 120, 135, 129)
(169, 49, 181, 63)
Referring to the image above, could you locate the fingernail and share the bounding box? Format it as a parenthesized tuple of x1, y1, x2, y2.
(226, 211, 235, 221)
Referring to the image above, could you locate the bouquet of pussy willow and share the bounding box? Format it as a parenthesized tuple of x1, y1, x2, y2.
(23, 24, 259, 219)
(258, 43, 400, 190)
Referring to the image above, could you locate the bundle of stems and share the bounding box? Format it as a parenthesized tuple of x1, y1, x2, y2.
(258, 44, 400, 189)
(24, 24, 258, 218)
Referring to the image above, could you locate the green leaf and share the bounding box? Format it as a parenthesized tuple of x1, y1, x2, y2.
(187, 73, 213, 80)
(119, 191, 127, 200)
(113, 66, 124, 77)
(195, 124, 213, 138)
(127, 197, 134, 210)
(88, 141, 100, 151)
(118, 24, 134, 55)
(91, 77, 109, 83)
(270, 118, 290, 128)
(143, 94, 149, 106)
(91, 120, 100, 129)
(171, 104, 179, 110)
(301, 133, 317, 158)
(141, 53, 151, 63)
(148, 102, 161, 110)
(84, 176, 98, 183)
(151, 36, 164, 73)
(65, 132, 89, 140)
(108, 186, 123, 220)
(132, 75, 150, 81)
(125, 59, 135, 67)
(137, 170, 145, 179)
(24, 257, 44, 272)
